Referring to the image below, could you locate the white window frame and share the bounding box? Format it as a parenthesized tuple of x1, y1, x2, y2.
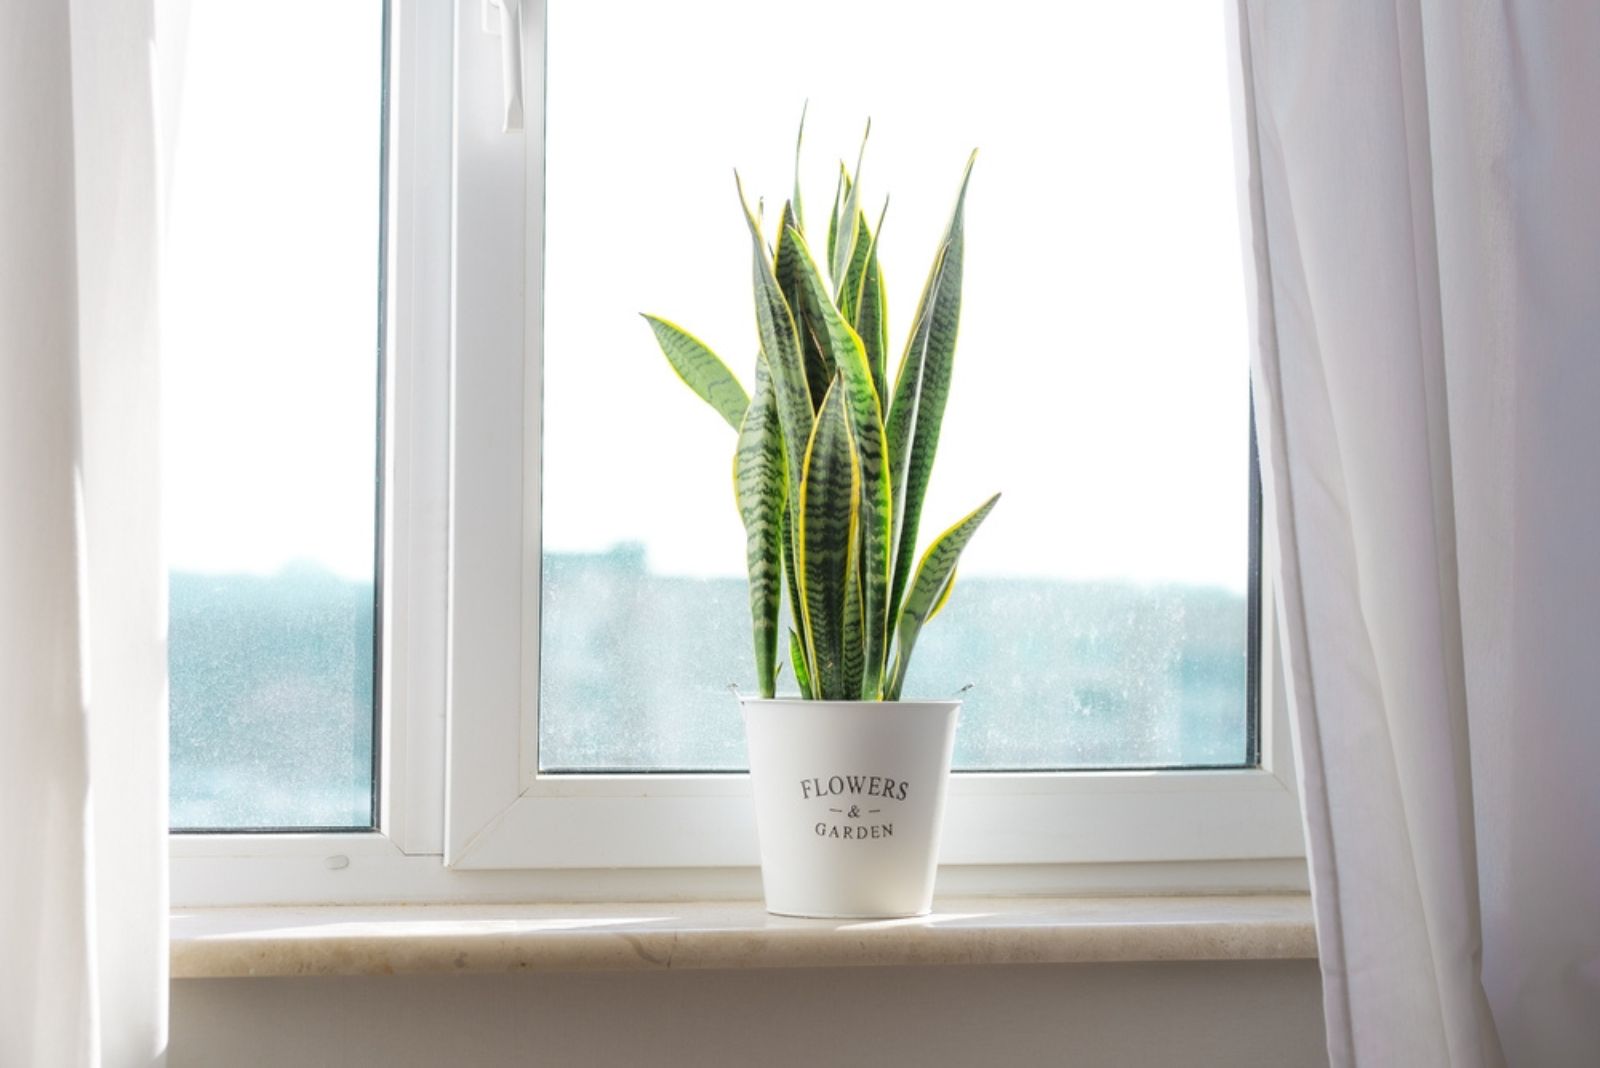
(171, 0, 1304, 907)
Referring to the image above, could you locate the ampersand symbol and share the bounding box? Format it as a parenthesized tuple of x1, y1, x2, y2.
(847, 805, 861, 819)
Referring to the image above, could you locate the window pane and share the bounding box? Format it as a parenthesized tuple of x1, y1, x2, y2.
(166, 2, 386, 828)
(540, 0, 1251, 770)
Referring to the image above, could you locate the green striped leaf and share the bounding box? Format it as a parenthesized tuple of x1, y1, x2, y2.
(841, 531, 865, 697)
(831, 120, 870, 286)
(885, 493, 1000, 700)
(826, 164, 848, 281)
(886, 152, 976, 634)
(836, 209, 873, 319)
(797, 380, 860, 700)
(927, 566, 957, 622)
(884, 241, 946, 501)
(857, 234, 889, 408)
(789, 628, 813, 700)
(780, 501, 805, 667)
(841, 201, 889, 405)
(782, 225, 894, 699)
(641, 316, 749, 430)
(775, 204, 833, 412)
(736, 174, 813, 508)
(734, 354, 785, 698)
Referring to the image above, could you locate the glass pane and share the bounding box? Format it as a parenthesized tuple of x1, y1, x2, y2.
(166, 2, 386, 828)
(540, 0, 1251, 771)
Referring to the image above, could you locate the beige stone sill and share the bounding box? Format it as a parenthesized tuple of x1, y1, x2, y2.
(171, 894, 1314, 979)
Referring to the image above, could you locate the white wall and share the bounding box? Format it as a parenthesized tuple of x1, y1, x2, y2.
(172, 960, 1327, 1067)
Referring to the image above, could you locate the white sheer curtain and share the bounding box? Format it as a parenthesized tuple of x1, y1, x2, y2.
(1231, 2, 1600, 1065)
(0, 0, 167, 1064)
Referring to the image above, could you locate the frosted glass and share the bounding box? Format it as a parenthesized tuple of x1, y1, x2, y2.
(166, 2, 385, 829)
(538, 0, 1253, 771)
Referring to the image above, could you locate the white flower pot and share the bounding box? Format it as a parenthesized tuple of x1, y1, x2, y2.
(739, 696, 961, 919)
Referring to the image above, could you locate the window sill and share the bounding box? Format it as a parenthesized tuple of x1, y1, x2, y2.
(171, 894, 1315, 978)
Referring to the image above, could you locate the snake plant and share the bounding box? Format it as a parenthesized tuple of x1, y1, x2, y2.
(644, 117, 999, 702)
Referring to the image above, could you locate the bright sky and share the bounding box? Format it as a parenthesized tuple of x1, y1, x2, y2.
(163, 2, 382, 581)
(165, 1, 1250, 592)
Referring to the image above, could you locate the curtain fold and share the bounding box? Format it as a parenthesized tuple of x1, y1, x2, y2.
(1232, 2, 1600, 1065)
(0, 0, 166, 1064)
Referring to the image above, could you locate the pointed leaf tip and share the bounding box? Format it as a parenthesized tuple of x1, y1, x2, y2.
(642, 314, 749, 430)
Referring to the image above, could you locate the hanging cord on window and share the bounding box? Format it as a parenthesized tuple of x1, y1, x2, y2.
(484, 0, 524, 132)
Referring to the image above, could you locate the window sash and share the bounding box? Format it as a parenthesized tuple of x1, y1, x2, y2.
(440, 0, 1301, 872)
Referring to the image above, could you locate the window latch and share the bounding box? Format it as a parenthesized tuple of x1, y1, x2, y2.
(482, 0, 525, 133)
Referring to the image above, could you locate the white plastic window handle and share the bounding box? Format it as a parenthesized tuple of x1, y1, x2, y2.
(485, 0, 524, 132)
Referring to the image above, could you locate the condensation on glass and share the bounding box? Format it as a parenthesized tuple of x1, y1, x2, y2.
(167, 2, 386, 829)
(537, 0, 1257, 774)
